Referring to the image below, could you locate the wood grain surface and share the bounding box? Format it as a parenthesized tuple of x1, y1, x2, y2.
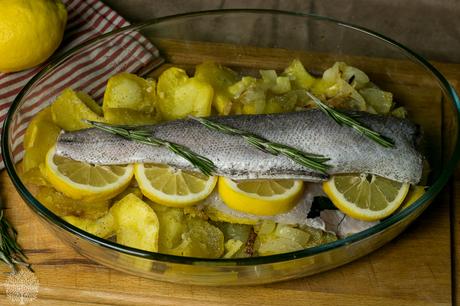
(0, 42, 458, 305)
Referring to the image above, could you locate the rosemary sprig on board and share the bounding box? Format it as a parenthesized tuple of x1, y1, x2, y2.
(304, 91, 395, 148)
(0, 206, 32, 273)
(191, 116, 330, 173)
(86, 121, 216, 176)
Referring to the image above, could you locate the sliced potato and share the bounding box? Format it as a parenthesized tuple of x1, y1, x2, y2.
(173, 78, 214, 118)
(149, 201, 224, 258)
(319, 62, 368, 111)
(359, 87, 393, 114)
(51, 88, 104, 131)
(282, 59, 316, 90)
(157, 67, 189, 100)
(112, 184, 144, 202)
(195, 62, 238, 115)
(149, 202, 187, 250)
(223, 239, 244, 258)
(214, 222, 252, 242)
(20, 167, 50, 187)
(254, 221, 336, 256)
(237, 80, 266, 115)
(228, 76, 257, 98)
(103, 72, 156, 112)
(77, 91, 103, 116)
(157, 67, 214, 120)
(110, 193, 160, 252)
(264, 92, 297, 114)
(36, 186, 109, 219)
(23, 107, 61, 172)
(63, 213, 115, 238)
(341, 65, 370, 89)
(257, 237, 303, 255)
(391, 106, 408, 118)
(310, 78, 334, 98)
(168, 217, 224, 258)
(103, 72, 160, 125)
(260, 70, 291, 94)
(103, 108, 160, 125)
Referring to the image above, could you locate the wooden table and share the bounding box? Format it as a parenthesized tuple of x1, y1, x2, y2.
(0, 50, 458, 305)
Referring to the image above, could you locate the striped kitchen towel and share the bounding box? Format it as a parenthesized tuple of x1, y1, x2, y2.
(0, 0, 160, 168)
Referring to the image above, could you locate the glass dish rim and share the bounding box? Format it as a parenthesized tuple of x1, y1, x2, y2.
(2, 8, 460, 266)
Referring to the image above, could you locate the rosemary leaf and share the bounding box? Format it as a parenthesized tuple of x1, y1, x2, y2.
(86, 121, 216, 176)
(305, 91, 395, 148)
(0, 207, 31, 273)
(191, 116, 330, 173)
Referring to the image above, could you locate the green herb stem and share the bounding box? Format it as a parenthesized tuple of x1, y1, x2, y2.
(304, 91, 395, 148)
(0, 208, 32, 273)
(191, 116, 330, 173)
(86, 121, 216, 176)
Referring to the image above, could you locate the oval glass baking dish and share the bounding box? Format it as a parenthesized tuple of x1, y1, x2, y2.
(2, 9, 459, 285)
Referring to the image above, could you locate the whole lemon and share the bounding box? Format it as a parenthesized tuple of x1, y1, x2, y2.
(0, 0, 67, 72)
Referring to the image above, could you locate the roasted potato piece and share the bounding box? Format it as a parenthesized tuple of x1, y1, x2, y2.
(36, 186, 109, 219)
(168, 217, 224, 258)
(264, 92, 297, 114)
(195, 62, 238, 115)
(259, 70, 291, 95)
(149, 201, 224, 258)
(391, 106, 407, 118)
(157, 67, 214, 120)
(319, 62, 368, 111)
(51, 88, 104, 131)
(112, 184, 143, 202)
(228, 76, 257, 98)
(254, 221, 336, 256)
(20, 167, 50, 187)
(23, 107, 61, 172)
(103, 108, 161, 125)
(149, 202, 187, 251)
(103, 72, 160, 125)
(359, 87, 394, 114)
(214, 222, 252, 258)
(103, 72, 156, 112)
(214, 222, 252, 242)
(282, 59, 316, 90)
(110, 193, 160, 252)
(228, 76, 266, 115)
(63, 213, 115, 238)
(223, 239, 244, 258)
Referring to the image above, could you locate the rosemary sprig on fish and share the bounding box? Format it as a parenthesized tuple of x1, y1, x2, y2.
(87, 121, 216, 176)
(305, 91, 395, 148)
(87, 118, 331, 174)
(191, 116, 330, 173)
(58, 110, 423, 184)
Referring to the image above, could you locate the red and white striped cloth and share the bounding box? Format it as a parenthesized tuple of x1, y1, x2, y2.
(0, 0, 159, 168)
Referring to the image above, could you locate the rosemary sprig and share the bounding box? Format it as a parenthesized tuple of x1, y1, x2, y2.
(86, 121, 216, 176)
(0, 206, 32, 273)
(191, 116, 330, 173)
(304, 91, 395, 148)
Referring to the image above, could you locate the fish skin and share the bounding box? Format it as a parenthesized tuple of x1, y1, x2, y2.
(56, 110, 423, 184)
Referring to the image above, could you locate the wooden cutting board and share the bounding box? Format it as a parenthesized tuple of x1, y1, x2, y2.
(0, 41, 459, 305)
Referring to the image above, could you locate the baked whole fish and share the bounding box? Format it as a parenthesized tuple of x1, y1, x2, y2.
(56, 109, 423, 184)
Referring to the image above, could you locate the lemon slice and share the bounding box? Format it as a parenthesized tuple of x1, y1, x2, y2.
(134, 163, 217, 207)
(218, 177, 304, 216)
(45, 147, 134, 202)
(323, 174, 410, 221)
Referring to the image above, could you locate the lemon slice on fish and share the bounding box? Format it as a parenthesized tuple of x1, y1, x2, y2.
(134, 163, 217, 207)
(323, 174, 410, 221)
(44, 147, 134, 202)
(218, 177, 304, 216)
